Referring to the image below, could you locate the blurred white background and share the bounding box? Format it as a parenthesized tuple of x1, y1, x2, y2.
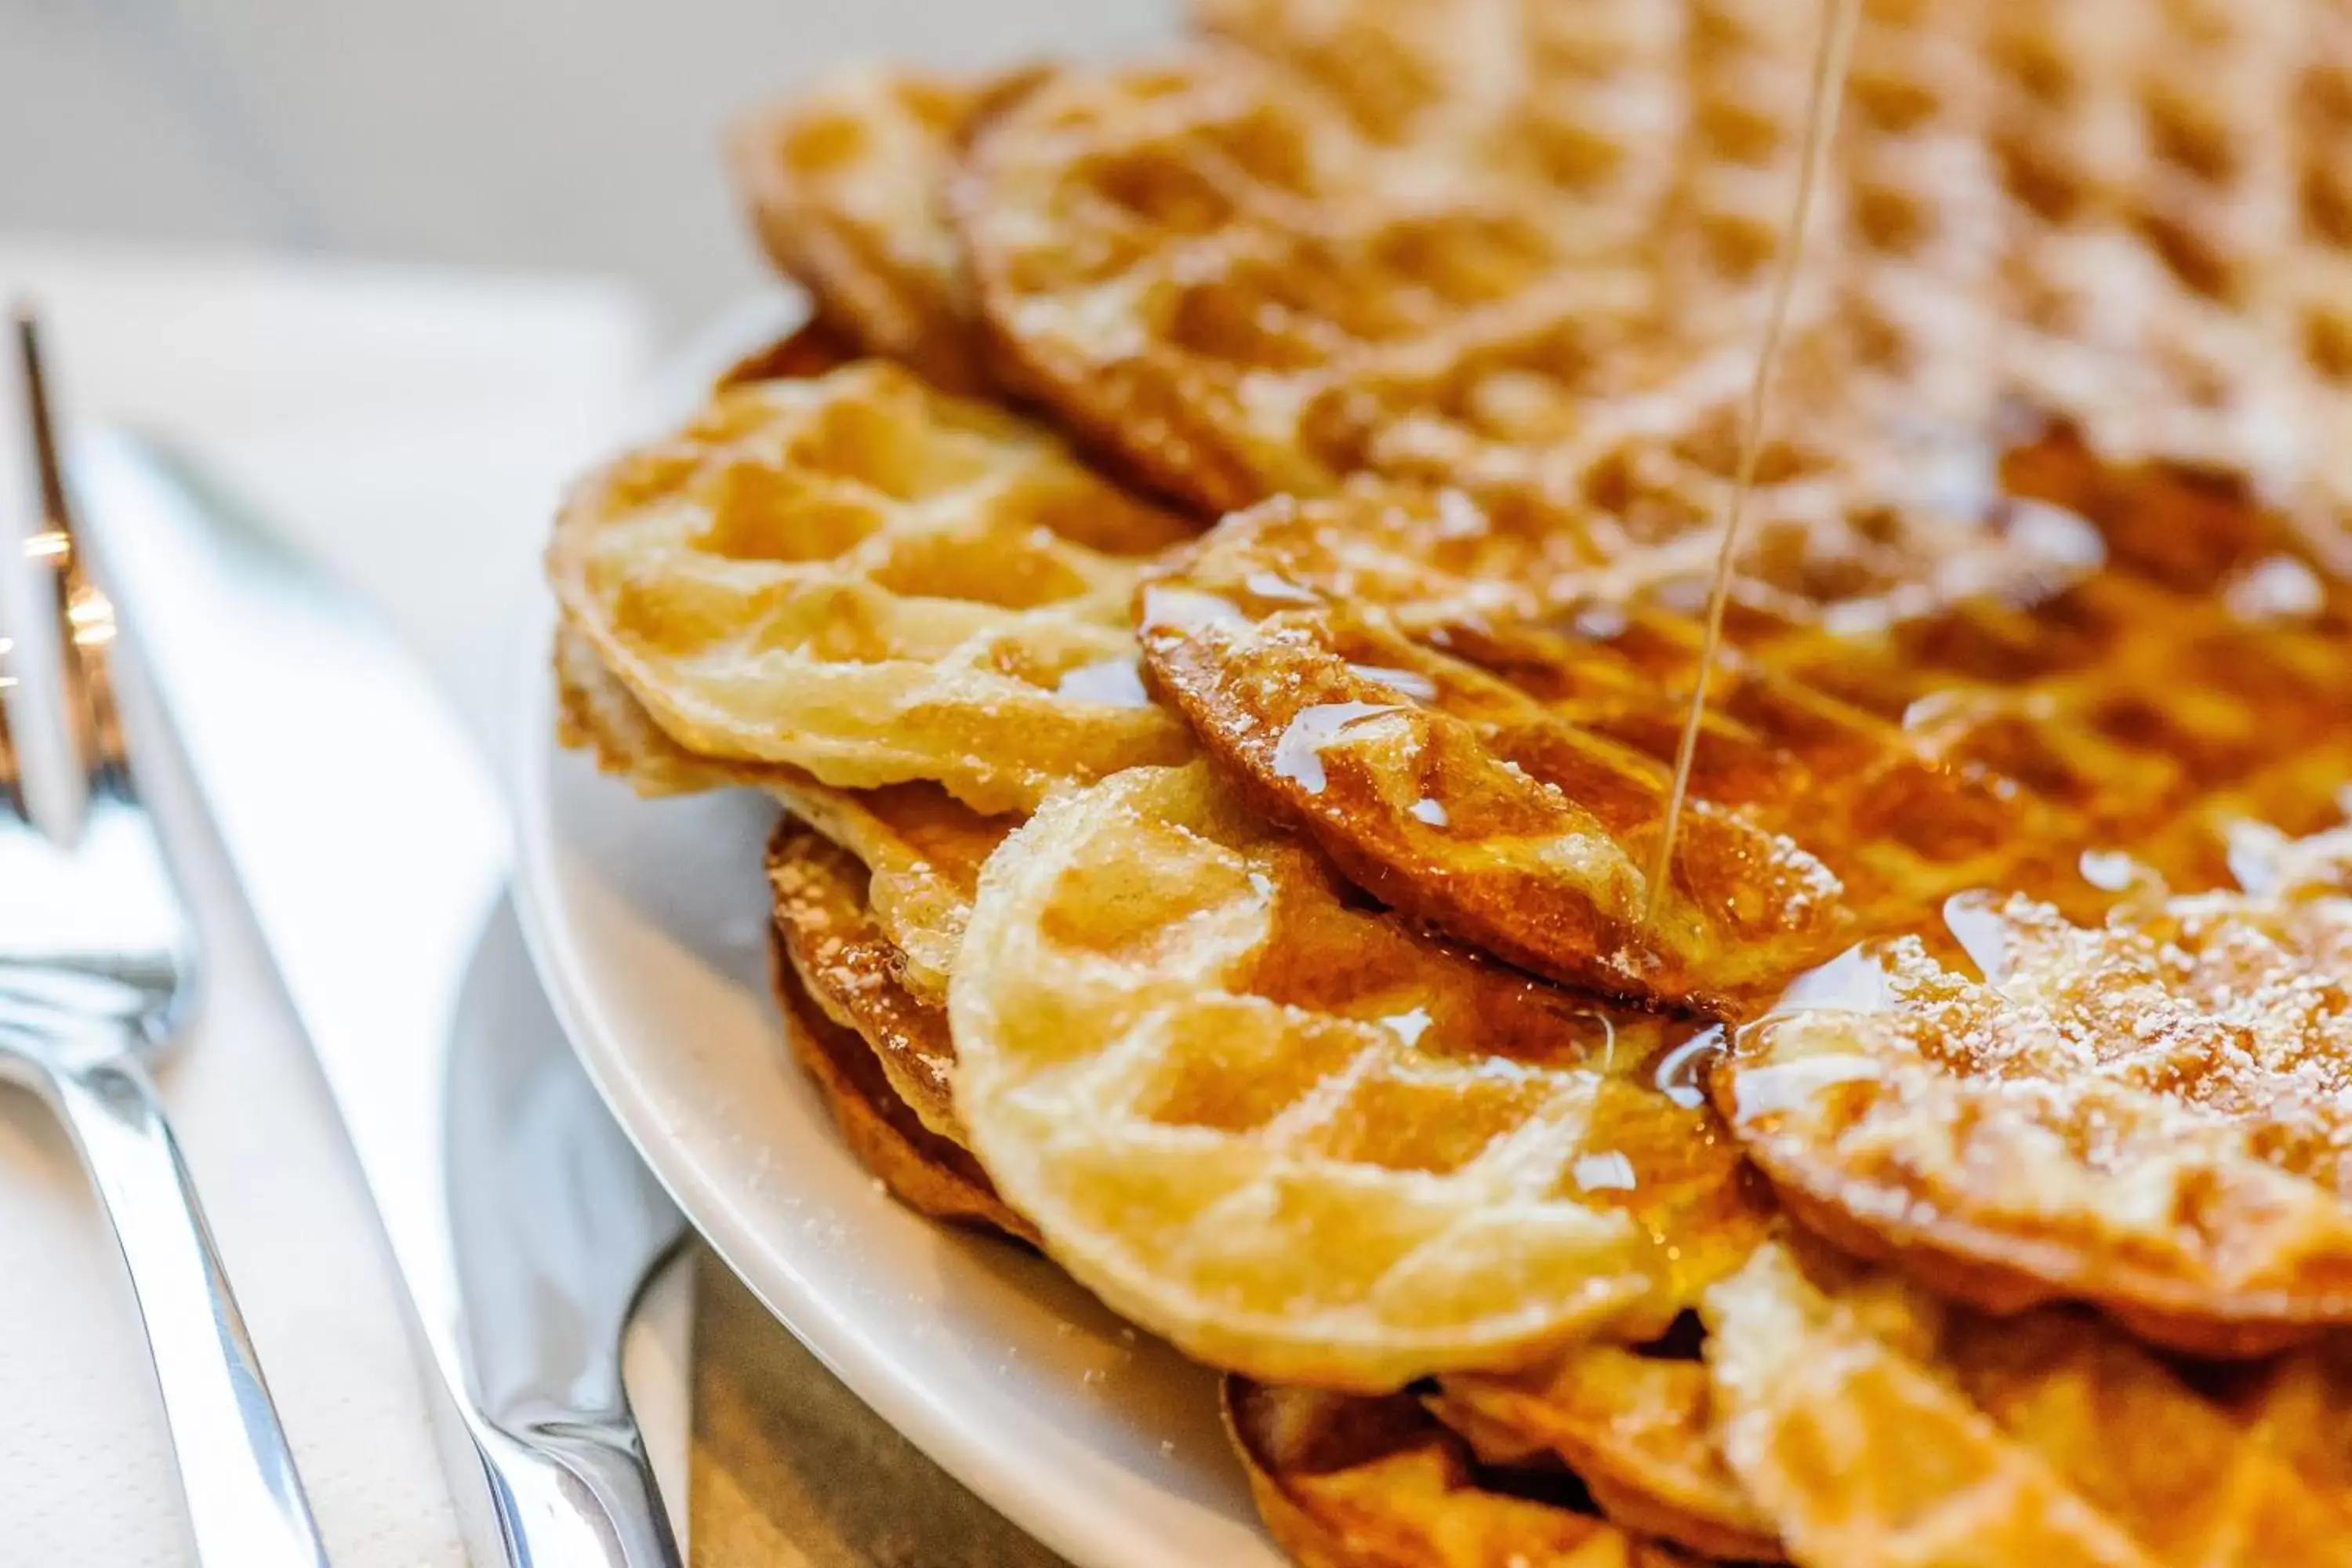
(3, 9, 1189, 1566)
(2, 0, 1177, 337)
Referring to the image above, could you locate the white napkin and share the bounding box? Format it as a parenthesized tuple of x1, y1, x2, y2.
(0, 239, 663, 1566)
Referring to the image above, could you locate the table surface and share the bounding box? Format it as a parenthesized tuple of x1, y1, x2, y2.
(0, 244, 655, 1568)
(690, 1252, 1071, 1568)
(2, 0, 1172, 338)
(0, 242, 1106, 1567)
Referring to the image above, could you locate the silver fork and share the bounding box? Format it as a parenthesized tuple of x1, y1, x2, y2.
(2, 310, 330, 1568)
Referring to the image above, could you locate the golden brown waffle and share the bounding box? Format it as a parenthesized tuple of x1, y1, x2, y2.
(768, 899, 1033, 1241)
(1704, 1240, 2152, 1566)
(956, 42, 1665, 514)
(731, 66, 1039, 392)
(714, 319, 866, 392)
(1429, 1234, 2352, 1566)
(760, 778, 1007, 1007)
(1138, 485, 1916, 1010)
(770, 821, 968, 1144)
(950, 7, 1822, 514)
(1431, 1339, 1781, 1562)
(549, 357, 1197, 815)
(1722, 833, 2352, 1356)
(1142, 463, 2352, 1348)
(554, 621, 1010, 1004)
(539, 12, 2352, 1564)
(1704, 1241, 2352, 1567)
(1225, 1378, 1701, 1568)
(1139, 453, 2352, 1011)
(1945, 1312, 2352, 1566)
(950, 760, 1769, 1389)
(2208, 1338, 2352, 1504)
(555, 619, 770, 797)
(1193, 0, 1685, 212)
(967, 0, 2352, 581)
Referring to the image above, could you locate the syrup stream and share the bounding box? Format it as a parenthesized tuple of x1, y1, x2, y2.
(1646, 0, 1863, 923)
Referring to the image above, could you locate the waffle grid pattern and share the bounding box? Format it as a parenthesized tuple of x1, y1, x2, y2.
(949, 763, 1768, 1388)
(971, 2, 2352, 557)
(552, 0, 2352, 1559)
(730, 67, 1020, 393)
(549, 358, 1196, 815)
(1701, 1242, 2352, 1567)
(1141, 456, 2352, 1011)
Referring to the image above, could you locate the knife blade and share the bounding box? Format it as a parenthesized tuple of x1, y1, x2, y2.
(71, 429, 687, 1568)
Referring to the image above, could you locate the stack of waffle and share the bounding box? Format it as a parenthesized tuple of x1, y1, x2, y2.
(550, 2, 2352, 1561)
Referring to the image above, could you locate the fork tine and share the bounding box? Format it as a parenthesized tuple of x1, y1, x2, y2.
(13, 309, 129, 813)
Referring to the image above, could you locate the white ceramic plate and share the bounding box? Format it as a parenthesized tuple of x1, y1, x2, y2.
(507, 297, 1279, 1563)
(513, 715, 1279, 1568)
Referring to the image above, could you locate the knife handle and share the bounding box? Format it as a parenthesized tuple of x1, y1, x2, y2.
(429, 1383, 681, 1568)
(42, 1052, 332, 1568)
(485, 1416, 682, 1568)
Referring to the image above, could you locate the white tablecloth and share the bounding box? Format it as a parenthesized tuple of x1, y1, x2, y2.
(0, 240, 682, 1566)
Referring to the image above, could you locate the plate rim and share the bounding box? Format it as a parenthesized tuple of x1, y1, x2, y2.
(506, 295, 1269, 1566)
(510, 658, 1289, 1568)
(511, 662, 1265, 1568)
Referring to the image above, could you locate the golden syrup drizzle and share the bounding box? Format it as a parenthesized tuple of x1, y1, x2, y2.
(1647, 0, 1864, 923)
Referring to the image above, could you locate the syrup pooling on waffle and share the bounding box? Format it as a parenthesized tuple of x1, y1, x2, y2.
(1143, 469, 2352, 1346)
(950, 762, 1769, 1389)
(731, 66, 1036, 392)
(1723, 829, 2352, 1356)
(1138, 474, 2144, 1009)
(1140, 543, 1851, 1010)
(1225, 1379, 1704, 1568)
(1144, 427, 2352, 1001)
(1703, 1242, 2352, 1567)
(549, 358, 1199, 815)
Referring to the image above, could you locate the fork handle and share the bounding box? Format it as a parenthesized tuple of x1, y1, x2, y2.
(44, 1051, 331, 1568)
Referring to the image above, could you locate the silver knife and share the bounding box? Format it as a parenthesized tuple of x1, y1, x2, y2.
(71, 430, 688, 1568)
